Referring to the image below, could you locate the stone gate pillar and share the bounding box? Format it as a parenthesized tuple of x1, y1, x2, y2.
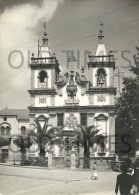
(48, 151, 53, 169)
(71, 148, 76, 170)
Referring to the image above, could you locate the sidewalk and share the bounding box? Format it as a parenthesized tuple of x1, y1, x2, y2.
(0, 162, 90, 172)
(0, 162, 113, 172)
(0, 164, 90, 182)
(0, 162, 49, 170)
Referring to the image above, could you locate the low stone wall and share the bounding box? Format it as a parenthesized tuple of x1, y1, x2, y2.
(79, 156, 115, 171)
(28, 157, 48, 166)
(52, 156, 64, 168)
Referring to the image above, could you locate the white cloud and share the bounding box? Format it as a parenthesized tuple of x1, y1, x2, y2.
(0, 0, 63, 109)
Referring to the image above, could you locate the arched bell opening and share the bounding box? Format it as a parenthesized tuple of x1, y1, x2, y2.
(97, 68, 107, 87)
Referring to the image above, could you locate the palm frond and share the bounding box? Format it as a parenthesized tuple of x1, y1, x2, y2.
(51, 136, 62, 145)
(30, 136, 39, 146)
(52, 127, 62, 136)
(42, 120, 48, 134)
(28, 130, 37, 137)
(90, 129, 100, 138)
(73, 130, 84, 147)
(46, 126, 56, 135)
(30, 123, 37, 131)
(44, 134, 52, 140)
(76, 125, 86, 135)
(35, 119, 43, 134)
(45, 140, 51, 150)
(86, 125, 96, 135)
(46, 126, 62, 139)
(58, 125, 65, 131)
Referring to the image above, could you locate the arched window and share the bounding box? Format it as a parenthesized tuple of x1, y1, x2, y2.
(21, 126, 26, 134)
(6, 126, 10, 135)
(38, 70, 48, 88)
(1, 126, 5, 135)
(39, 70, 47, 82)
(97, 68, 106, 87)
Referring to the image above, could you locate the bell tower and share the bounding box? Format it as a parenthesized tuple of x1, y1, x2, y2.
(87, 22, 117, 157)
(28, 23, 60, 123)
(88, 22, 115, 88)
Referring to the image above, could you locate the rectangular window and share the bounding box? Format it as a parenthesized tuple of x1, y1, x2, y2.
(57, 113, 64, 126)
(80, 113, 87, 126)
(3, 117, 7, 121)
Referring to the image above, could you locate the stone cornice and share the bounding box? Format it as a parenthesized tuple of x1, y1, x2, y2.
(28, 89, 57, 95)
(88, 61, 115, 69)
(86, 87, 117, 95)
(28, 105, 116, 114)
(29, 63, 60, 72)
(18, 119, 29, 121)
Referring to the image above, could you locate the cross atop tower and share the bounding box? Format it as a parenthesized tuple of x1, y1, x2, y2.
(42, 22, 48, 46)
(44, 23, 47, 36)
(98, 21, 104, 43)
(95, 21, 106, 56)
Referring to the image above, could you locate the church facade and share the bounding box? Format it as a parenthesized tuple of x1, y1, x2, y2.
(0, 25, 117, 163)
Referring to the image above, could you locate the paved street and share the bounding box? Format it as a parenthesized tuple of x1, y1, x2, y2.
(0, 165, 119, 195)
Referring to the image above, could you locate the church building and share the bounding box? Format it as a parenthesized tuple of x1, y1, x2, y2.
(0, 24, 117, 164)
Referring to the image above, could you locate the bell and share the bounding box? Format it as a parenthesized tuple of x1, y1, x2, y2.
(98, 77, 105, 86)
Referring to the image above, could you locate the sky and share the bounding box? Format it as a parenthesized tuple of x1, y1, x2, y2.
(0, 0, 139, 110)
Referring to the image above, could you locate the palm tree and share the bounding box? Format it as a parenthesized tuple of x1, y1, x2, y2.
(75, 125, 107, 169)
(29, 118, 63, 158)
(0, 136, 11, 147)
(13, 134, 33, 165)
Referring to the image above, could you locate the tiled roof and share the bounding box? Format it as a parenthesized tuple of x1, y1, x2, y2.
(0, 107, 29, 120)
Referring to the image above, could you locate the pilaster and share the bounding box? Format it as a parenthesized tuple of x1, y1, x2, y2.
(51, 95, 55, 106)
(49, 112, 56, 126)
(110, 68, 114, 87)
(89, 95, 93, 105)
(31, 70, 35, 89)
(51, 69, 55, 88)
(87, 113, 95, 126)
(31, 95, 35, 106)
(108, 113, 115, 155)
